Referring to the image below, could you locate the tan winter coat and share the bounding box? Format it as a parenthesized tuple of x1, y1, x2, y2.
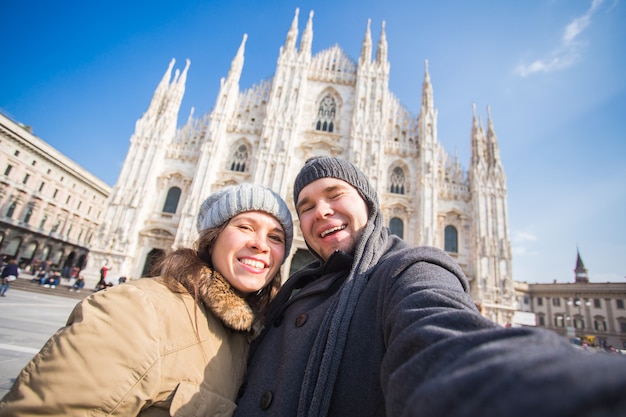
(0, 272, 254, 416)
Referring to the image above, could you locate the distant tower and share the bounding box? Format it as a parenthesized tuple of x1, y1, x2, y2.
(574, 249, 589, 283)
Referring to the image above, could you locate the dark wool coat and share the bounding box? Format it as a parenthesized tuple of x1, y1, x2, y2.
(0, 263, 18, 279)
(235, 235, 626, 417)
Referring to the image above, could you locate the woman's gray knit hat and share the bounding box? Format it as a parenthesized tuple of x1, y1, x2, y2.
(293, 156, 379, 213)
(197, 183, 293, 259)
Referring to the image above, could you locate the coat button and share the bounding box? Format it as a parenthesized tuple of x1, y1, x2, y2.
(295, 313, 308, 327)
(260, 390, 273, 410)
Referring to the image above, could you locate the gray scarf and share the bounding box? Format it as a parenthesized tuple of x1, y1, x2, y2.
(293, 156, 389, 417)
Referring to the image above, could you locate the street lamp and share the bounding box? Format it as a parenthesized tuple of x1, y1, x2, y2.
(567, 293, 591, 341)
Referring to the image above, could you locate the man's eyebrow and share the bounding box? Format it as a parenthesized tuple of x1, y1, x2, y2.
(296, 195, 311, 212)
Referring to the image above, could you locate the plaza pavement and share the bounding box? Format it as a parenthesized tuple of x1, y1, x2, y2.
(0, 287, 81, 398)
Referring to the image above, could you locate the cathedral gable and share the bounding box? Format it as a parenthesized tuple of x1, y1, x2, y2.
(309, 45, 357, 85)
(233, 79, 271, 134)
(386, 94, 418, 157)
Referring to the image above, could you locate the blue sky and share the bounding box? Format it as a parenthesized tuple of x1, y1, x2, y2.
(1, 0, 624, 284)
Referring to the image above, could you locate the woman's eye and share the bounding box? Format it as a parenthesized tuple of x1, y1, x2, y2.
(269, 234, 284, 244)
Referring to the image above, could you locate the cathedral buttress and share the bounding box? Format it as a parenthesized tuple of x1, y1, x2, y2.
(261, 8, 310, 200)
(174, 35, 248, 249)
(470, 105, 512, 321)
(351, 20, 389, 176)
(416, 60, 439, 246)
(91, 58, 189, 278)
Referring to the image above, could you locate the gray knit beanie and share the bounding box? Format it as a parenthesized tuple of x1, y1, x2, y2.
(196, 184, 293, 259)
(293, 156, 379, 214)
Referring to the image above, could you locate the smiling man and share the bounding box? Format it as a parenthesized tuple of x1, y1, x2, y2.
(234, 156, 626, 417)
(295, 177, 369, 261)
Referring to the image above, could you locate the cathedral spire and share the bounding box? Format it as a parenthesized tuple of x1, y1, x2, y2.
(284, 8, 300, 53)
(360, 19, 372, 65)
(147, 59, 176, 116)
(421, 60, 434, 111)
(486, 105, 502, 169)
(375, 20, 388, 64)
(216, 35, 246, 118)
(225, 34, 247, 85)
(299, 10, 314, 57)
(470, 103, 486, 168)
(168, 58, 190, 111)
(574, 248, 590, 283)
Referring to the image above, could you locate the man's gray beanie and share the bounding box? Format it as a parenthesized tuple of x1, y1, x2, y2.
(293, 156, 379, 213)
(196, 183, 293, 259)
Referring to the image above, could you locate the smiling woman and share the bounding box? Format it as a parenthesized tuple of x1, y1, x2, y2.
(212, 212, 286, 295)
(0, 183, 293, 417)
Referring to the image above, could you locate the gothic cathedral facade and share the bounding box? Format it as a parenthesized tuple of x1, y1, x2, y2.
(87, 10, 514, 324)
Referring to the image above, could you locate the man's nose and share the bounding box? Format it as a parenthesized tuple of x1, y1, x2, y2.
(313, 200, 333, 219)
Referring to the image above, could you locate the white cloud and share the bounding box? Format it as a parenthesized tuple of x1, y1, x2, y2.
(515, 0, 604, 77)
(512, 230, 537, 243)
(512, 246, 528, 256)
(511, 230, 538, 257)
(563, 0, 603, 42)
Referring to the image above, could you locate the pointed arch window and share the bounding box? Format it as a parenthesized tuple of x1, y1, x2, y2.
(444, 225, 458, 253)
(162, 187, 181, 214)
(315, 95, 336, 133)
(390, 217, 404, 239)
(390, 167, 406, 194)
(230, 144, 249, 172)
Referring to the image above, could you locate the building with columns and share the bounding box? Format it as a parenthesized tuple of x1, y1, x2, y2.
(514, 251, 626, 349)
(74, 9, 512, 324)
(0, 112, 111, 274)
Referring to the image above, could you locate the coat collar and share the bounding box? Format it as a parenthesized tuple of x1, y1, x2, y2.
(196, 267, 255, 332)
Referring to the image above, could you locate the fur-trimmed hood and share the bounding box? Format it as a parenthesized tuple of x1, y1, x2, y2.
(196, 266, 256, 332)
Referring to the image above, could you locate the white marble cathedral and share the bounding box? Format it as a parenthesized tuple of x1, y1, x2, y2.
(85, 9, 514, 324)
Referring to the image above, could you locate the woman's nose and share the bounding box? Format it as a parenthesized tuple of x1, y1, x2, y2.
(249, 234, 270, 252)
